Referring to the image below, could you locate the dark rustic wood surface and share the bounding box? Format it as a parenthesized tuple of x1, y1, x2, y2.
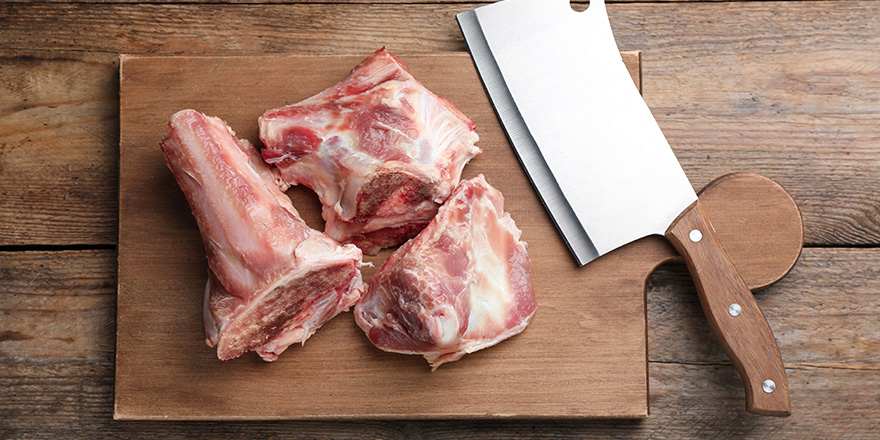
(1, 0, 878, 437)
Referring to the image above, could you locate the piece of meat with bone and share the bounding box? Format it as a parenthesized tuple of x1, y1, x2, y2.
(354, 175, 536, 369)
(160, 109, 365, 362)
(259, 48, 481, 255)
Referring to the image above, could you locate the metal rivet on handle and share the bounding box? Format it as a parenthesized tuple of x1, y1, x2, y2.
(762, 379, 776, 393)
(728, 303, 742, 317)
(689, 229, 703, 243)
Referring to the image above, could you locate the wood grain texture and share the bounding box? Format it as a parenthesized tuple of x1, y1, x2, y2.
(4, 0, 879, 92)
(2, 1, 879, 246)
(697, 172, 803, 290)
(0, 250, 116, 365)
(0, 0, 852, 4)
(0, 51, 119, 245)
(1, 0, 877, 434)
(3, 248, 878, 436)
(667, 200, 790, 416)
(649, 248, 880, 368)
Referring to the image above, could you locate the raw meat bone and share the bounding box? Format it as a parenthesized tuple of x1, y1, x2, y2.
(160, 109, 365, 362)
(355, 175, 536, 369)
(260, 48, 481, 255)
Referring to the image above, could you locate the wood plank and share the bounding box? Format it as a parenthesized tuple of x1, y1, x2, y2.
(0, 250, 116, 365)
(0, 51, 119, 246)
(0, 1, 867, 126)
(2, 1, 877, 117)
(0, 3, 472, 55)
(3, 363, 877, 438)
(660, 113, 880, 247)
(2, 1, 879, 246)
(2, 248, 878, 436)
(4, 363, 877, 438)
(3, 0, 878, 103)
(0, 0, 854, 4)
(649, 249, 880, 369)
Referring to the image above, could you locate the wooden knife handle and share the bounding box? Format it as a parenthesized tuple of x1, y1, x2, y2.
(666, 200, 791, 417)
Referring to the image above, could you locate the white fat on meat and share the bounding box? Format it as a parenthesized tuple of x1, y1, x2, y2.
(354, 175, 537, 369)
(259, 48, 481, 255)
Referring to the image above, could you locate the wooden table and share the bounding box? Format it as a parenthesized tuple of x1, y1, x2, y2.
(1, 0, 878, 437)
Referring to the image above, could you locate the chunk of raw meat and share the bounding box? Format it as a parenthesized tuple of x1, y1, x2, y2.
(160, 109, 365, 362)
(259, 48, 481, 255)
(354, 175, 536, 368)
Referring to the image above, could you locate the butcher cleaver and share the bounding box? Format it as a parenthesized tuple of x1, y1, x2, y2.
(458, 0, 791, 416)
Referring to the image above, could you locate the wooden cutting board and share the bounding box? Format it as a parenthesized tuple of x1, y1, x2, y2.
(116, 52, 802, 420)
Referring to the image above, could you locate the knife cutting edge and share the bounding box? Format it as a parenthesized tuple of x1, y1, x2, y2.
(458, 0, 791, 416)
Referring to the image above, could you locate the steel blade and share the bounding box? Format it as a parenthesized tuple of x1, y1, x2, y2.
(458, 9, 600, 265)
(459, 0, 697, 263)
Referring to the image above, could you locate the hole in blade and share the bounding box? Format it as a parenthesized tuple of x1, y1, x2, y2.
(570, 1, 589, 12)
